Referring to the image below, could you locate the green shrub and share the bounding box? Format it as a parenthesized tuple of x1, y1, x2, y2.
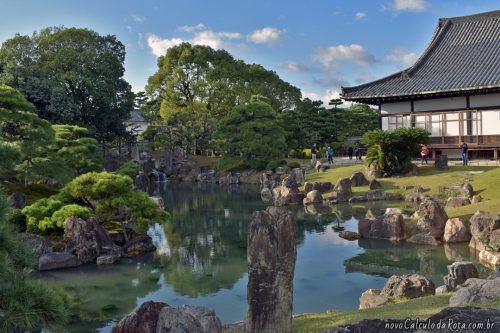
(288, 149, 305, 159)
(266, 160, 280, 170)
(24, 171, 169, 233)
(116, 161, 140, 179)
(22, 197, 65, 233)
(286, 161, 301, 169)
(41, 204, 92, 231)
(7, 209, 27, 232)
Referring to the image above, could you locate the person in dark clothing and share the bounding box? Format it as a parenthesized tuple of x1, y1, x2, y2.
(460, 142, 468, 166)
(347, 146, 354, 160)
(311, 144, 318, 165)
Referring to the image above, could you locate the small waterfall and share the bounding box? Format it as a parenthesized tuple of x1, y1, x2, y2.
(147, 222, 171, 257)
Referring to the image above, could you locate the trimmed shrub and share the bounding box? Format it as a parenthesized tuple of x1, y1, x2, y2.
(116, 161, 140, 179)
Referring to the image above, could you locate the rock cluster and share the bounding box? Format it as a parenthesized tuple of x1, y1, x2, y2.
(111, 301, 222, 333)
(468, 211, 500, 267)
(443, 261, 478, 291)
(358, 213, 406, 241)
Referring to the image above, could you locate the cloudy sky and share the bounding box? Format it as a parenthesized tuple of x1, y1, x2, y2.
(1, 0, 498, 104)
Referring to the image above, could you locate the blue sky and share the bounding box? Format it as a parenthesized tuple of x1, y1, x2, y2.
(1, 0, 498, 104)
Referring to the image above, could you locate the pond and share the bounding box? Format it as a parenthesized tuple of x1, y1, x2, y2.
(36, 183, 489, 332)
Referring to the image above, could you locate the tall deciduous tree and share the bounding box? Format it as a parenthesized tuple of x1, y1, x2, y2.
(0, 27, 134, 143)
(217, 97, 286, 169)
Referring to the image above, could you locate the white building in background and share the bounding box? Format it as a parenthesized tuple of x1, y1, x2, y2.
(123, 109, 150, 136)
(341, 10, 500, 160)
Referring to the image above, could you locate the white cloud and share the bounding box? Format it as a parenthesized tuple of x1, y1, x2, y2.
(247, 27, 285, 45)
(132, 15, 145, 23)
(138, 33, 144, 49)
(282, 61, 309, 72)
(302, 89, 349, 108)
(146, 27, 242, 56)
(127, 25, 132, 33)
(147, 34, 184, 57)
(355, 12, 367, 20)
(312, 44, 375, 67)
(386, 48, 418, 66)
(393, 0, 428, 12)
(177, 23, 207, 33)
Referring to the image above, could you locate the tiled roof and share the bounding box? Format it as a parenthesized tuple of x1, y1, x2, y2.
(341, 10, 500, 103)
(125, 110, 148, 122)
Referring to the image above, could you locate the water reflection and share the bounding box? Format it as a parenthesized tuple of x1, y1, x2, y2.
(36, 184, 489, 332)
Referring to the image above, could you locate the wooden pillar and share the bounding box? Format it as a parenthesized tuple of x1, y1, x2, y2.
(494, 148, 499, 161)
(432, 150, 437, 160)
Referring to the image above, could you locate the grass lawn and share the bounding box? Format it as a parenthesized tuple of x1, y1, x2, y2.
(223, 295, 500, 333)
(304, 164, 500, 220)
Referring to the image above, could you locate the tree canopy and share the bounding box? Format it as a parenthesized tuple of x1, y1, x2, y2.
(0, 27, 134, 142)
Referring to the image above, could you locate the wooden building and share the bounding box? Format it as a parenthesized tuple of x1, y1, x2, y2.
(341, 10, 500, 160)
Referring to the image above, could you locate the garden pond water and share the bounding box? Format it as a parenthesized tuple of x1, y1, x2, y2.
(36, 183, 489, 332)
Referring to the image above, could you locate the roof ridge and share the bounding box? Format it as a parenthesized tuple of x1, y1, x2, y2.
(441, 10, 500, 24)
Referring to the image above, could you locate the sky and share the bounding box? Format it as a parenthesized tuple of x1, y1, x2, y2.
(1, 0, 498, 105)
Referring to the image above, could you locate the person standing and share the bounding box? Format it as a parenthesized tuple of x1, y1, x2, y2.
(420, 144, 429, 164)
(460, 142, 468, 166)
(347, 146, 354, 160)
(311, 144, 318, 166)
(327, 146, 334, 165)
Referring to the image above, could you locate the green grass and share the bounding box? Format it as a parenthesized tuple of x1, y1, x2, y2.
(304, 164, 500, 219)
(223, 295, 500, 333)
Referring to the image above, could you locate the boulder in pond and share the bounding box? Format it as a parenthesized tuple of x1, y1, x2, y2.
(304, 182, 333, 193)
(443, 218, 471, 243)
(18, 232, 52, 259)
(359, 289, 388, 309)
(333, 178, 352, 198)
(381, 274, 435, 299)
(443, 261, 478, 291)
(111, 301, 168, 333)
(123, 235, 156, 256)
(338, 231, 359, 241)
(358, 213, 405, 241)
(363, 189, 386, 201)
(261, 187, 273, 202)
(406, 233, 442, 246)
(416, 198, 448, 239)
(469, 211, 500, 251)
(38, 252, 80, 271)
(478, 250, 500, 268)
(303, 190, 323, 205)
(449, 277, 500, 306)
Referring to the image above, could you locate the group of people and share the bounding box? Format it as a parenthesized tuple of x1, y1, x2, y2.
(420, 142, 469, 166)
(310, 144, 363, 166)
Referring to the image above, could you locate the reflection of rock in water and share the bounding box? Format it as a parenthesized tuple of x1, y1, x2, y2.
(148, 223, 171, 257)
(246, 207, 297, 333)
(443, 243, 471, 262)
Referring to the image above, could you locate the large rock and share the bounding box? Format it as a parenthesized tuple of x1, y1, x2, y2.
(445, 196, 470, 209)
(449, 277, 500, 306)
(359, 289, 388, 309)
(471, 194, 483, 204)
(350, 172, 369, 186)
(358, 213, 405, 241)
(461, 182, 474, 199)
(18, 233, 52, 259)
(381, 274, 435, 299)
(134, 172, 150, 192)
(443, 261, 479, 291)
(8, 192, 26, 209)
(405, 187, 427, 204)
(38, 252, 80, 271)
(261, 188, 273, 202)
(363, 189, 386, 201)
(469, 211, 500, 251)
(333, 178, 352, 198)
(304, 182, 333, 193)
(112, 302, 222, 333)
(434, 154, 448, 170)
(338, 231, 359, 241)
(123, 235, 156, 256)
(111, 301, 168, 333)
(406, 233, 442, 245)
(443, 218, 471, 243)
(303, 190, 323, 205)
(416, 198, 448, 239)
(64, 217, 118, 264)
(291, 168, 304, 186)
(279, 176, 304, 205)
(246, 207, 296, 333)
(478, 250, 500, 268)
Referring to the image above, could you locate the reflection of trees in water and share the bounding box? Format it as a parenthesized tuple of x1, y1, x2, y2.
(157, 184, 265, 297)
(36, 255, 163, 331)
(344, 239, 489, 284)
